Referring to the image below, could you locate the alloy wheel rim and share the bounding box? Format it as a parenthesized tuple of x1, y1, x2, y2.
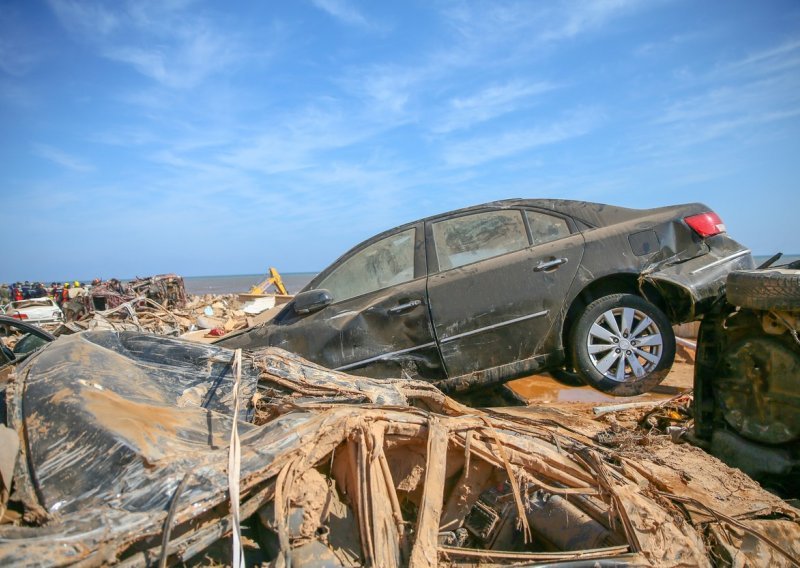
(586, 307, 663, 382)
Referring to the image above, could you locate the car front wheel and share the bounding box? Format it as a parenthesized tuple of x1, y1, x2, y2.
(570, 293, 675, 396)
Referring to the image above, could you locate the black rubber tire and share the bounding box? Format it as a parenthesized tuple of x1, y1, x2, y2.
(570, 293, 676, 396)
(726, 269, 800, 311)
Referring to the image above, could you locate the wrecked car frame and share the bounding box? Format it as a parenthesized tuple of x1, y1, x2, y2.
(694, 262, 800, 496)
(219, 199, 753, 396)
(3, 331, 799, 566)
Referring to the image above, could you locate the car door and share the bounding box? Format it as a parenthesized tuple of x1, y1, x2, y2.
(266, 224, 446, 381)
(426, 208, 585, 381)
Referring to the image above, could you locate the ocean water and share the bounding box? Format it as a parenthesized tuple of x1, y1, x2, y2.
(184, 273, 317, 296)
(184, 254, 798, 296)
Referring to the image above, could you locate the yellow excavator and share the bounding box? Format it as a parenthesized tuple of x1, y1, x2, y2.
(248, 267, 289, 296)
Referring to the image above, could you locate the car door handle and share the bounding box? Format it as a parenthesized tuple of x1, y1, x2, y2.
(534, 257, 568, 272)
(388, 300, 422, 315)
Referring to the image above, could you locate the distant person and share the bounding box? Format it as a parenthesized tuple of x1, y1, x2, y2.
(0, 283, 9, 305)
(61, 283, 70, 306)
(13, 284, 23, 302)
(34, 282, 47, 298)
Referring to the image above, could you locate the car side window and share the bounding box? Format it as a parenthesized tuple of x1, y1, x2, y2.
(525, 210, 571, 246)
(318, 228, 416, 303)
(433, 210, 528, 271)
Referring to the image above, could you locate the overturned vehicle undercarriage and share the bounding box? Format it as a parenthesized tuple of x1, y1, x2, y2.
(2, 332, 800, 566)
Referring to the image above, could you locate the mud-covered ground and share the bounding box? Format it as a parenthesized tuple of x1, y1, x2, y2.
(508, 348, 695, 404)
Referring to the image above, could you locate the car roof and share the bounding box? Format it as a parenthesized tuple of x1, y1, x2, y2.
(367, 198, 638, 238)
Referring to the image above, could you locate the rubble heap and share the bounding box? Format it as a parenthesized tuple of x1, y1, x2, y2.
(2, 335, 798, 566)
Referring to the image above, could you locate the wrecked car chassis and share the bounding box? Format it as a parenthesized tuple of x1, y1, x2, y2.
(694, 266, 800, 496)
(5, 332, 790, 566)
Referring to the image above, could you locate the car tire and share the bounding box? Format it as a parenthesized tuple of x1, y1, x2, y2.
(726, 269, 800, 311)
(570, 293, 676, 396)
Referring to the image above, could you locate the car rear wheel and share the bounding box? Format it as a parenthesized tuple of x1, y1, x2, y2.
(570, 294, 675, 396)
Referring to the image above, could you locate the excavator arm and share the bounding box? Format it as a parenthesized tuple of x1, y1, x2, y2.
(249, 267, 288, 296)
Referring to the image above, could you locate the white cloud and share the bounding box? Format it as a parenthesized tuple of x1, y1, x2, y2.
(442, 108, 602, 167)
(635, 32, 701, 58)
(433, 80, 559, 133)
(47, 0, 119, 37)
(0, 5, 44, 76)
(33, 144, 94, 172)
(48, 0, 249, 89)
(539, 0, 645, 42)
(217, 104, 378, 175)
(310, 0, 372, 29)
(652, 39, 800, 147)
(723, 38, 800, 77)
(342, 64, 428, 116)
(104, 28, 240, 88)
(441, 0, 646, 49)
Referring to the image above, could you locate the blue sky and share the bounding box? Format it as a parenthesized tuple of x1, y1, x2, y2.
(1, 0, 798, 282)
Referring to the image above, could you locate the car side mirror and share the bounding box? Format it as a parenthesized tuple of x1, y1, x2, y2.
(294, 289, 333, 315)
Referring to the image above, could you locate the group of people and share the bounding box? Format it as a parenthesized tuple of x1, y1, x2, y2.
(1, 280, 91, 308)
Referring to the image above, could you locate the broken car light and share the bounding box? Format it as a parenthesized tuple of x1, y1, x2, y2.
(685, 212, 726, 237)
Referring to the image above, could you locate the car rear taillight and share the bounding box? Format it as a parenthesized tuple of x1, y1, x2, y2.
(685, 212, 726, 238)
(11, 313, 28, 320)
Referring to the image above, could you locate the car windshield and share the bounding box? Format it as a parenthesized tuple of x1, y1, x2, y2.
(318, 228, 416, 302)
(13, 333, 51, 356)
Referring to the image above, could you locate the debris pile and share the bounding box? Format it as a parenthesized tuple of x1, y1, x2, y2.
(53, 272, 284, 338)
(2, 333, 798, 566)
(177, 294, 250, 335)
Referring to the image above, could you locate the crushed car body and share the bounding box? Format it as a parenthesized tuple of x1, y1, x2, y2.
(75, 274, 187, 316)
(4, 331, 800, 566)
(218, 199, 753, 396)
(3, 331, 800, 566)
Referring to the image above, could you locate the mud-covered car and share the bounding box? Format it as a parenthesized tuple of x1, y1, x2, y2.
(694, 259, 800, 495)
(219, 199, 753, 397)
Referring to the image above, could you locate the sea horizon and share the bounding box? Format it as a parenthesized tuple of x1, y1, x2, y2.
(182, 253, 799, 296)
(6, 254, 798, 295)
(183, 272, 318, 295)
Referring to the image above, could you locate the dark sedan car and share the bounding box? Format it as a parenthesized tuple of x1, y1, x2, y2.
(219, 199, 754, 396)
